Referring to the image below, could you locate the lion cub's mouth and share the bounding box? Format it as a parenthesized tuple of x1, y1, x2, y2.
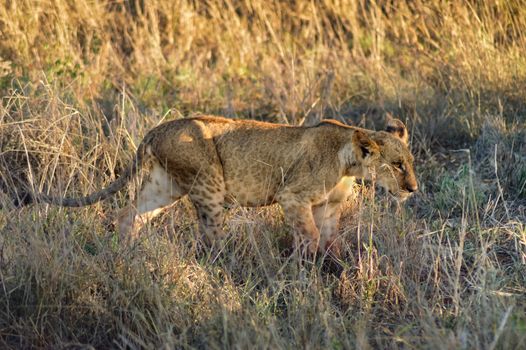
(388, 189, 413, 202)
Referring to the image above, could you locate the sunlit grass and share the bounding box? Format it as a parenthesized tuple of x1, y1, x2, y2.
(0, 0, 525, 348)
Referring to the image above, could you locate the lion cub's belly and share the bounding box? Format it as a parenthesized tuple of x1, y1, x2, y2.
(223, 168, 281, 207)
(222, 166, 357, 208)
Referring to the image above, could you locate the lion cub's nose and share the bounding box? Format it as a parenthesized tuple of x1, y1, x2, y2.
(407, 183, 418, 193)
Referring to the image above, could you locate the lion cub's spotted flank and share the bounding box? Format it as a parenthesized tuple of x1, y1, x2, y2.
(33, 115, 417, 256)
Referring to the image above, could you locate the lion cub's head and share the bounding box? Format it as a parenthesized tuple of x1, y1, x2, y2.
(351, 115, 418, 201)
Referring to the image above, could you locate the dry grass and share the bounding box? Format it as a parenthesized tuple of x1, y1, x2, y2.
(0, 0, 525, 348)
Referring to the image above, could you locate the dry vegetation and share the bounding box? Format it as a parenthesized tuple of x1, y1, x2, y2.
(0, 0, 525, 348)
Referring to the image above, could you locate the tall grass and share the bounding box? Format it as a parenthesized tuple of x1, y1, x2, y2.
(0, 0, 525, 348)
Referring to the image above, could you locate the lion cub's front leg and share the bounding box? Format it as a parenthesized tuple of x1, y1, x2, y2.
(312, 202, 343, 257)
(312, 177, 357, 257)
(277, 195, 320, 255)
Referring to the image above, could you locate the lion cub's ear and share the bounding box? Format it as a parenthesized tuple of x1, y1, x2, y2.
(385, 113, 409, 145)
(352, 130, 380, 160)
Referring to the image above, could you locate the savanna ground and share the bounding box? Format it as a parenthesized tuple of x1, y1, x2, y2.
(0, 1, 525, 349)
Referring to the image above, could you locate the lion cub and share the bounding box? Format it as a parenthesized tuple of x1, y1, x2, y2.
(34, 115, 417, 256)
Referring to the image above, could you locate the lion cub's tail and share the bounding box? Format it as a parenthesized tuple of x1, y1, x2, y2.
(29, 143, 149, 208)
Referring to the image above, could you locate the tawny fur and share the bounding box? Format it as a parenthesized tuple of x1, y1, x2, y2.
(34, 115, 418, 256)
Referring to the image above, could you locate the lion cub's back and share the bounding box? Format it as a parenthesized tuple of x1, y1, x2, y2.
(147, 116, 304, 206)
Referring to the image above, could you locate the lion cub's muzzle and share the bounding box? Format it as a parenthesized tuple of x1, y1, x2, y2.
(395, 180, 418, 201)
(405, 182, 418, 193)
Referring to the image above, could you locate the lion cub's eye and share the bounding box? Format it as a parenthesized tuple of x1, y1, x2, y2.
(393, 161, 404, 171)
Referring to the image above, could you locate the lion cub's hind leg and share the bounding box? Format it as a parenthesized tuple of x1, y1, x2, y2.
(187, 172, 227, 244)
(118, 162, 185, 241)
